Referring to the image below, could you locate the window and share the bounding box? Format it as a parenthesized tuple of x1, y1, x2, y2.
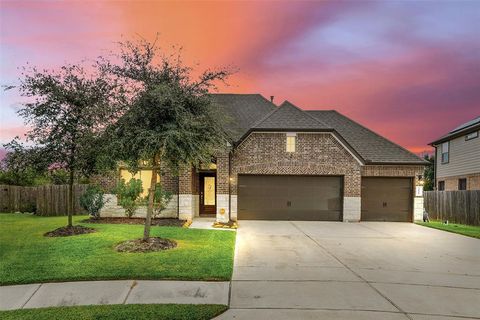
(438, 181, 445, 191)
(119, 169, 160, 197)
(458, 178, 467, 190)
(286, 133, 296, 152)
(465, 131, 479, 141)
(441, 142, 449, 164)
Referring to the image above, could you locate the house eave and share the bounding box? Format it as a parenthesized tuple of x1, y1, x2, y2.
(429, 123, 480, 146)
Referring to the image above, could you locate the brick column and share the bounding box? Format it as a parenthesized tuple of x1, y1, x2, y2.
(343, 170, 361, 222)
(216, 152, 230, 223)
(178, 166, 195, 221)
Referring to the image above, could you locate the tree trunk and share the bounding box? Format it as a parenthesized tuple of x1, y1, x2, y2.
(143, 157, 158, 241)
(68, 169, 74, 227)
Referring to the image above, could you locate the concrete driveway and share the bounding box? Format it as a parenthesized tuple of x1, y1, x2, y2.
(217, 221, 480, 320)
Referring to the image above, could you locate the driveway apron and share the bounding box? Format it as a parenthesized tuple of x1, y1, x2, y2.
(217, 221, 480, 319)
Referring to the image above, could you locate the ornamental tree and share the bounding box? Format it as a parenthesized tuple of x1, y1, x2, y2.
(101, 37, 233, 241)
(13, 63, 122, 228)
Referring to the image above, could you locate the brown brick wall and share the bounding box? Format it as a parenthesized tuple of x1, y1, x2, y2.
(230, 132, 362, 197)
(90, 171, 117, 193)
(159, 164, 178, 194)
(361, 165, 425, 186)
(178, 166, 194, 194)
(216, 152, 230, 194)
(438, 173, 480, 190)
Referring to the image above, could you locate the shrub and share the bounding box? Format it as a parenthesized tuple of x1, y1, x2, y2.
(116, 178, 143, 218)
(80, 185, 107, 219)
(49, 169, 69, 185)
(153, 184, 173, 218)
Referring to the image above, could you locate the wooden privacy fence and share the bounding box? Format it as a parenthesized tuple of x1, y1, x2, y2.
(424, 190, 480, 226)
(0, 184, 88, 216)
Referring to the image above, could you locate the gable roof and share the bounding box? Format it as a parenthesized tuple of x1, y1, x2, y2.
(210, 94, 275, 141)
(253, 101, 329, 130)
(211, 93, 426, 165)
(429, 116, 480, 146)
(307, 110, 426, 164)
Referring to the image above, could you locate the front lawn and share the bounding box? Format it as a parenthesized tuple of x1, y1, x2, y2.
(0, 214, 236, 285)
(416, 220, 480, 239)
(0, 304, 227, 320)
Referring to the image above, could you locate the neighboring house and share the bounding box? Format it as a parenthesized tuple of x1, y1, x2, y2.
(100, 94, 427, 222)
(430, 116, 480, 191)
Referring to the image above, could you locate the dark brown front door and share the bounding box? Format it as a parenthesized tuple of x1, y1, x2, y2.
(200, 173, 216, 215)
(237, 175, 343, 221)
(361, 177, 412, 222)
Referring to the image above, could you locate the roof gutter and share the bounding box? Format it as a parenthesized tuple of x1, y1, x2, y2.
(429, 124, 480, 146)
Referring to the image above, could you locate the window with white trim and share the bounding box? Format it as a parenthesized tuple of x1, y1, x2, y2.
(286, 133, 296, 152)
(441, 142, 449, 164)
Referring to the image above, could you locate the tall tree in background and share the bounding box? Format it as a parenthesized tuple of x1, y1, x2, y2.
(101, 38, 233, 241)
(13, 63, 122, 230)
(423, 154, 434, 191)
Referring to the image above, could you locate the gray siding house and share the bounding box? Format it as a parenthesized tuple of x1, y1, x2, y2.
(430, 117, 480, 191)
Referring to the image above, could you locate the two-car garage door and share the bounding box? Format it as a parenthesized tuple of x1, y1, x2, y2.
(237, 175, 342, 221)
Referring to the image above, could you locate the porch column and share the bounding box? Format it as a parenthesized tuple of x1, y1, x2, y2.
(216, 152, 230, 223)
(178, 167, 195, 221)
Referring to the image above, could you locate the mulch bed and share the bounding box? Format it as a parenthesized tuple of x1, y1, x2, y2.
(82, 217, 185, 227)
(115, 237, 177, 253)
(44, 225, 96, 237)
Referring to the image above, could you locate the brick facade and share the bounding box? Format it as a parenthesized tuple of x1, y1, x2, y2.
(101, 132, 426, 222)
(361, 165, 424, 185)
(230, 132, 362, 197)
(438, 173, 480, 191)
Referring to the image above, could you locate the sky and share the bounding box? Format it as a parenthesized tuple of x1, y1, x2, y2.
(1, 0, 479, 157)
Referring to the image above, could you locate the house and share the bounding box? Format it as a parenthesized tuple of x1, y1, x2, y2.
(100, 94, 427, 222)
(430, 116, 480, 191)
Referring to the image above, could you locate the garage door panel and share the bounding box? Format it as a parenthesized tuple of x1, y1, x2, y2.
(238, 175, 342, 221)
(361, 178, 412, 222)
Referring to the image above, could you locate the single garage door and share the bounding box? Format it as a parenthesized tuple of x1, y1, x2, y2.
(361, 177, 412, 222)
(237, 175, 342, 221)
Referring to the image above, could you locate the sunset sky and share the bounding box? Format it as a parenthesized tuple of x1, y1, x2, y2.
(1, 1, 479, 155)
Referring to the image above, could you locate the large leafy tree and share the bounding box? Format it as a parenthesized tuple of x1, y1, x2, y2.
(0, 140, 50, 186)
(102, 38, 233, 241)
(14, 63, 122, 227)
(423, 154, 434, 191)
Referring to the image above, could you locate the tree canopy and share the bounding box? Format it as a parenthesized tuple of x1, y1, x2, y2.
(100, 37, 234, 240)
(11, 63, 122, 227)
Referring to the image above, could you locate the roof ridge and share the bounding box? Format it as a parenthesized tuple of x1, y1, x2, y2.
(330, 111, 425, 162)
(251, 102, 282, 128)
(278, 101, 330, 128)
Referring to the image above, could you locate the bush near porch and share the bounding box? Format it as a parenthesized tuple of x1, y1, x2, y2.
(0, 214, 236, 285)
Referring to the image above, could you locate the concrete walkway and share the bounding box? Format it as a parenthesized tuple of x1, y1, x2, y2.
(217, 221, 480, 320)
(0, 280, 229, 310)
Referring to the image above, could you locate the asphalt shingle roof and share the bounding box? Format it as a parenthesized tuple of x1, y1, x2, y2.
(211, 93, 426, 164)
(307, 110, 425, 164)
(430, 116, 480, 145)
(210, 94, 275, 140)
(253, 101, 329, 130)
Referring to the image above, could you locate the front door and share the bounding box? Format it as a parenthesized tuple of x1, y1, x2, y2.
(200, 173, 216, 215)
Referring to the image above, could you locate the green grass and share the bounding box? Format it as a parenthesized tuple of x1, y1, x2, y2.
(0, 213, 236, 285)
(0, 304, 228, 320)
(416, 220, 480, 239)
